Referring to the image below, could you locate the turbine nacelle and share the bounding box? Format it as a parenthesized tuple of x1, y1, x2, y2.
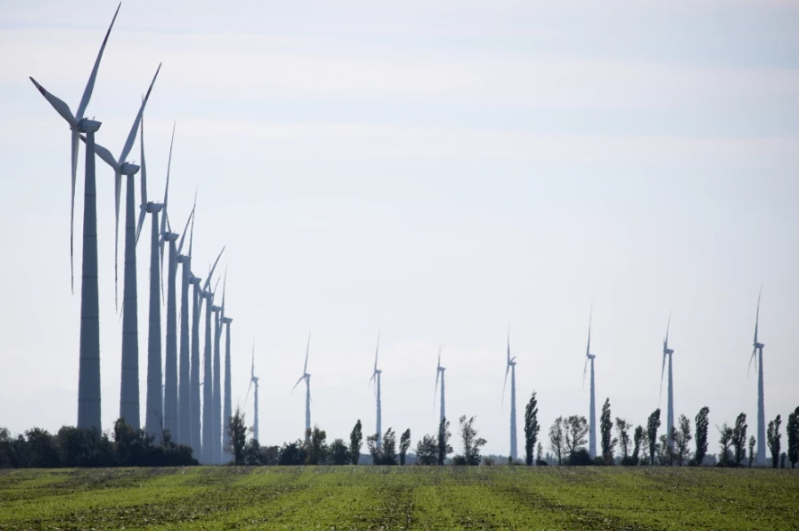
(221, 317, 233, 324)
(163, 232, 179, 243)
(119, 162, 140, 175)
(79, 118, 102, 133)
(190, 275, 202, 286)
(145, 202, 163, 214)
(177, 255, 191, 264)
(664, 348, 674, 356)
(586, 353, 596, 360)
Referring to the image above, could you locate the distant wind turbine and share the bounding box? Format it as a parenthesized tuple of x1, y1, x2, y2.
(583, 309, 597, 459)
(140, 125, 174, 439)
(245, 341, 260, 442)
(199, 249, 225, 463)
(189, 268, 203, 455)
(369, 331, 382, 450)
(659, 314, 675, 452)
(292, 334, 312, 441)
(220, 271, 233, 463)
(162, 210, 181, 442)
(749, 288, 766, 466)
(503, 328, 518, 462)
(434, 347, 446, 425)
(176, 201, 196, 445)
(82, 66, 160, 430)
(29, 2, 121, 432)
(211, 284, 224, 464)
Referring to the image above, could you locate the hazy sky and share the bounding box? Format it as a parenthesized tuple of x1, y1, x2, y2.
(1, 0, 798, 457)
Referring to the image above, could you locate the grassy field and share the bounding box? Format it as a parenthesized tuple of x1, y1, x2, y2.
(1, 466, 797, 530)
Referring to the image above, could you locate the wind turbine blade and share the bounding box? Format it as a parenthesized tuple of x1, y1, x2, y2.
(748, 348, 757, 377)
(291, 375, 305, 393)
(304, 333, 311, 374)
(502, 363, 510, 406)
(114, 168, 122, 308)
(251, 341, 255, 378)
(80, 135, 118, 169)
(665, 312, 671, 347)
(754, 286, 761, 346)
(221, 267, 227, 315)
(29, 78, 77, 126)
(177, 205, 194, 255)
(75, 2, 120, 120)
(135, 209, 147, 246)
(659, 352, 666, 401)
(434, 367, 440, 408)
(158, 122, 175, 277)
(507, 325, 511, 364)
(586, 310, 592, 358)
(136, 114, 148, 244)
(202, 247, 225, 292)
(119, 65, 160, 164)
(188, 188, 197, 257)
(244, 380, 253, 406)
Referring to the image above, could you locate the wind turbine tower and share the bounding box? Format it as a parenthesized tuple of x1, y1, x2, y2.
(292, 334, 312, 441)
(750, 289, 766, 466)
(660, 314, 675, 452)
(503, 329, 518, 462)
(583, 311, 597, 459)
(245, 342, 260, 442)
(29, 3, 121, 432)
(176, 204, 196, 445)
(200, 250, 224, 463)
(434, 348, 446, 425)
(211, 295, 223, 464)
(189, 272, 202, 454)
(84, 68, 160, 429)
(221, 272, 233, 463)
(369, 331, 382, 450)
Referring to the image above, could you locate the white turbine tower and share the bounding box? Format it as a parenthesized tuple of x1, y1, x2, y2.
(211, 289, 223, 464)
(83, 67, 160, 430)
(220, 271, 233, 463)
(162, 209, 181, 442)
(503, 329, 518, 462)
(583, 310, 597, 459)
(176, 202, 196, 445)
(189, 268, 203, 454)
(245, 341, 260, 442)
(292, 334, 312, 442)
(749, 288, 766, 466)
(29, 2, 121, 432)
(369, 331, 382, 450)
(434, 347, 446, 425)
(199, 250, 224, 464)
(137, 126, 175, 439)
(659, 314, 675, 453)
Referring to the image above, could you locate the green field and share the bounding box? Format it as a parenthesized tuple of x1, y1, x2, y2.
(1, 466, 797, 530)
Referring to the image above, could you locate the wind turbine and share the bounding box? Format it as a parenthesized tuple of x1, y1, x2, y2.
(245, 341, 260, 442)
(292, 334, 312, 442)
(503, 328, 518, 462)
(162, 208, 181, 442)
(369, 331, 382, 450)
(221, 271, 233, 463)
(659, 314, 675, 453)
(211, 285, 224, 464)
(583, 310, 597, 459)
(82, 66, 160, 430)
(199, 249, 224, 464)
(140, 126, 175, 440)
(434, 347, 446, 425)
(176, 201, 196, 445)
(189, 269, 203, 454)
(29, 2, 121, 432)
(749, 288, 766, 466)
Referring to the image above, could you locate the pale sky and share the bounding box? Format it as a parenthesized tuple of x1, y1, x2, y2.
(1, 0, 798, 457)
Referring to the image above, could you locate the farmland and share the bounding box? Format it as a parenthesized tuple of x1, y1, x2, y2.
(1, 466, 797, 530)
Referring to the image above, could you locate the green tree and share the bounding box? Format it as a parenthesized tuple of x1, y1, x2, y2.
(382, 428, 398, 465)
(329, 439, 350, 465)
(350, 420, 363, 465)
(524, 392, 540, 466)
(456, 415, 487, 465)
(305, 425, 327, 465)
(787, 407, 799, 469)
(416, 435, 438, 465)
(600, 398, 617, 465)
(399, 429, 411, 465)
(225, 407, 248, 465)
(718, 423, 733, 466)
(731, 413, 748, 466)
(549, 416, 564, 466)
(563, 416, 589, 458)
(747, 436, 756, 468)
(767, 414, 782, 469)
(673, 415, 692, 466)
(632, 425, 644, 465)
(615, 418, 631, 462)
(437, 417, 453, 465)
(692, 406, 710, 466)
(646, 409, 661, 465)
